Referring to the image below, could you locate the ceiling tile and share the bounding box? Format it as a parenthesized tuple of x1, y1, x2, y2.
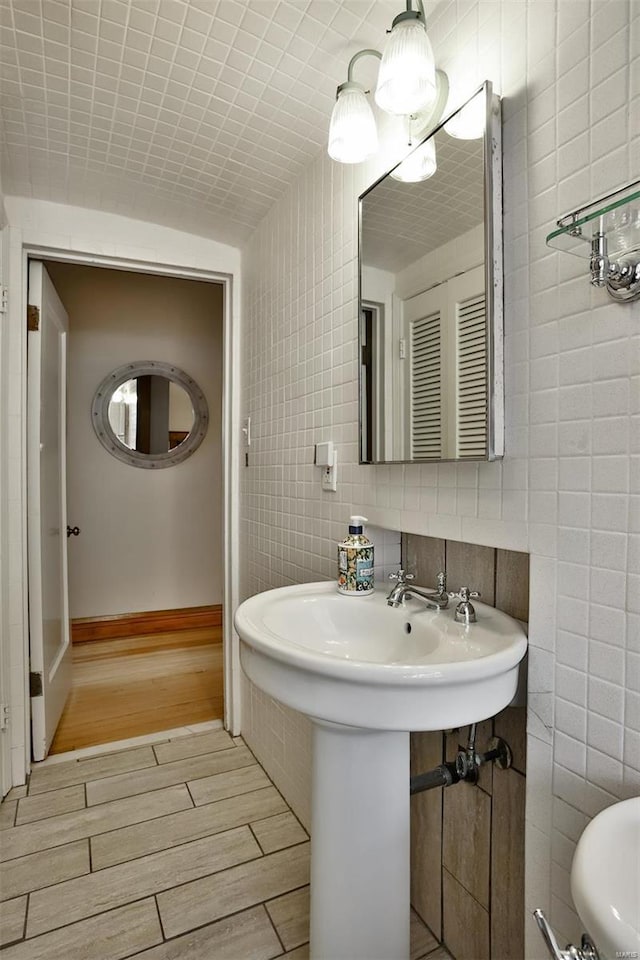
(1, 0, 404, 245)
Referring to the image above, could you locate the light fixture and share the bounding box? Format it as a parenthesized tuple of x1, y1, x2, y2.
(375, 4, 437, 116)
(327, 1, 447, 172)
(328, 79, 378, 164)
(391, 136, 437, 182)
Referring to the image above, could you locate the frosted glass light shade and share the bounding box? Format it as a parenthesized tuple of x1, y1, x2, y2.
(375, 18, 437, 116)
(328, 82, 378, 163)
(391, 137, 437, 182)
(444, 90, 485, 139)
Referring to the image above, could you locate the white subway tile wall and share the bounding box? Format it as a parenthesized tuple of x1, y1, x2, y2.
(241, 2, 639, 956)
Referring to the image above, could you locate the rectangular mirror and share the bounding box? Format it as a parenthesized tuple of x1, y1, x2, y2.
(359, 81, 503, 464)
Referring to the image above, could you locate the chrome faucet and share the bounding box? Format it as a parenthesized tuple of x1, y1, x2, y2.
(386, 569, 449, 610)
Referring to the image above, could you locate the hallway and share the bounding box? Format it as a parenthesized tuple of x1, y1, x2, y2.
(50, 627, 223, 754)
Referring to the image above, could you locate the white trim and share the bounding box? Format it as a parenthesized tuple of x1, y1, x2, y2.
(33, 718, 225, 766)
(7, 238, 241, 785)
(0, 222, 12, 798)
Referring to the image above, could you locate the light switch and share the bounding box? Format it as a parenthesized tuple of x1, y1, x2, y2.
(242, 417, 251, 447)
(315, 441, 334, 466)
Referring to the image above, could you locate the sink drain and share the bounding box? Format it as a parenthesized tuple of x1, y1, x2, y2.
(405, 622, 412, 634)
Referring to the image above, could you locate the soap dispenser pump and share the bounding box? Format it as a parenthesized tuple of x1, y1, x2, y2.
(337, 516, 374, 596)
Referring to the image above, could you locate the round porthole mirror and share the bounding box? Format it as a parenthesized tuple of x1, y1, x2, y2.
(91, 362, 209, 469)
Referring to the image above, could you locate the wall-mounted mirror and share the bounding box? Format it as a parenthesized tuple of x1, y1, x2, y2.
(359, 81, 503, 464)
(92, 361, 209, 468)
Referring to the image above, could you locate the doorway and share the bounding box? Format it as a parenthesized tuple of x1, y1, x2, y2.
(27, 259, 226, 758)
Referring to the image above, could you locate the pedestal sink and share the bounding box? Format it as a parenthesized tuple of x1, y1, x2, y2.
(234, 582, 527, 960)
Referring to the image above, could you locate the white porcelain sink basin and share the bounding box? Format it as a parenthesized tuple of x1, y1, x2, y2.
(571, 797, 640, 960)
(234, 580, 528, 960)
(235, 581, 527, 731)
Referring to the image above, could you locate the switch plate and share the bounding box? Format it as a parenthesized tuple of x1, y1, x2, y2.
(315, 441, 334, 467)
(242, 417, 251, 447)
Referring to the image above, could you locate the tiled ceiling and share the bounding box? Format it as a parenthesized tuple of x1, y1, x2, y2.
(0, 0, 405, 246)
(361, 132, 484, 273)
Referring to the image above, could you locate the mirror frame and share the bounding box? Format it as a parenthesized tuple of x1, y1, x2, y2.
(91, 361, 209, 469)
(358, 80, 503, 464)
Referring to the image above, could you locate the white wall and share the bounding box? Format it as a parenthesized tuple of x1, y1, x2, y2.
(395, 222, 484, 300)
(2, 198, 242, 781)
(47, 262, 223, 619)
(240, 2, 639, 956)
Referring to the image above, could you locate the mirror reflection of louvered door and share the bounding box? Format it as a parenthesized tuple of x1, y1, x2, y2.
(404, 285, 447, 461)
(403, 265, 486, 460)
(449, 266, 487, 459)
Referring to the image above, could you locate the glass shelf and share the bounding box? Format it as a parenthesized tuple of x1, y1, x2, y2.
(546, 181, 640, 260)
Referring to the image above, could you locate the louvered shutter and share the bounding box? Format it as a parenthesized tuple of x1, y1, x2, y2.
(410, 310, 441, 460)
(456, 293, 487, 458)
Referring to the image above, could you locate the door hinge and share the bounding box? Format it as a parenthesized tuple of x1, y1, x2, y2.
(27, 304, 40, 332)
(399, 338, 406, 360)
(0, 704, 9, 730)
(29, 672, 43, 697)
(0, 285, 7, 315)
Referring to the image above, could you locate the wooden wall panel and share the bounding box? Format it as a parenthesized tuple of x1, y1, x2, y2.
(403, 534, 529, 958)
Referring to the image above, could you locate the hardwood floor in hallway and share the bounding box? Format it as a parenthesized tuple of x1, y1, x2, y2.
(50, 627, 223, 755)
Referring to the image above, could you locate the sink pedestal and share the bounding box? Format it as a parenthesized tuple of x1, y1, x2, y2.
(310, 721, 410, 960)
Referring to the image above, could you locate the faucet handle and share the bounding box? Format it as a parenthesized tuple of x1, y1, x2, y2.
(448, 586, 481, 601)
(389, 569, 414, 584)
(436, 571, 447, 596)
(448, 587, 481, 624)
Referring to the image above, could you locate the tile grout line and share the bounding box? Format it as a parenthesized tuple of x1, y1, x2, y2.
(441, 864, 489, 915)
(120, 895, 311, 960)
(247, 820, 267, 855)
(21, 876, 314, 951)
(2, 839, 93, 905)
(88, 804, 296, 874)
(152, 893, 166, 942)
(21, 839, 312, 939)
(19, 894, 161, 946)
(7, 741, 314, 954)
(263, 900, 287, 955)
(239, 737, 310, 838)
(0, 786, 195, 857)
(28, 745, 252, 804)
(185, 778, 197, 807)
(22, 891, 30, 944)
(1, 772, 278, 862)
(154, 742, 238, 765)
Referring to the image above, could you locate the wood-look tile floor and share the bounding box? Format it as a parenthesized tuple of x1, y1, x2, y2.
(0, 732, 449, 960)
(50, 627, 223, 754)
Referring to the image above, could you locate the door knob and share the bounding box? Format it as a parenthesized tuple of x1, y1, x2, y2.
(67, 526, 80, 537)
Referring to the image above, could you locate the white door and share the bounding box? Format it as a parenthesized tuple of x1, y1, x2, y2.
(403, 265, 486, 460)
(27, 261, 72, 761)
(403, 284, 447, 461)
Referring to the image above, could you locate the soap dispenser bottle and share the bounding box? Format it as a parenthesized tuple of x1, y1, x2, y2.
(337, 516, 374, 596)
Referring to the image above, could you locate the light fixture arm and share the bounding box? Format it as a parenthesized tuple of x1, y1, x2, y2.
(406, 0, 427, 20)
(346, 48, 382, 83)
